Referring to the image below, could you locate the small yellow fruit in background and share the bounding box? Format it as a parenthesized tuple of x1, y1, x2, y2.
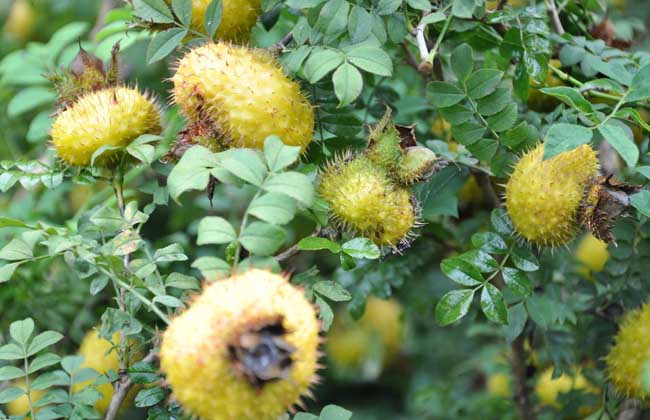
(4, 0, 37, 42)
(4, 378, 45, 417)
(606, 303, 650, 399)
(505, 143, 599, 246)
(73, 329, 141, 414)
(431, 116, 452, 142)
(160, 270, 320, 420)
(487, 372, 511, 398)
(535, 367, 599, 411)
(575, 233, 609, 278)
(184, 0, 261, 42)
(528, 59, 564, 112)
(327, 297, 404, 369)
(172, 43, 314, 151)
(458, 174, 483, 208)
(51, 86, 161, 166)
(486, 0, 525, 9)
(319, 156, 415, 246)
(632, 108, 650, 143)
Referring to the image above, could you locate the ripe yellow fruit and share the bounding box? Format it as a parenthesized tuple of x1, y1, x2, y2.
(487, 373, 511, 398)
(4, 378, 44, 417)
(181, 0, 261, 42)
(505, 143, 599, 246)
(535, 367, 599, 411)
(606, 303, 650, 399)
(51, 86, 161, 166)
(4, 0, 37, 41)
(528, 59, 564, 112)
(319, 156, 415, 246)
(327, 297, 404, 369)
(172, 43, 314, 151)
(458, 175, 483, 208)
(575, 233, 609, 278)
(73, 329, 140, 414)
(431, 116, 452, 142)
(160, 270, 320, 420)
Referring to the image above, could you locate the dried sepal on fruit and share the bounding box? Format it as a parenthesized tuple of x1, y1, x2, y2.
(51, 86, 161, 166)
(606, 303, 650, 400)
(160, 270, 321, 420)
(319, 155, 417, 248)
(172, 42, 314, 152)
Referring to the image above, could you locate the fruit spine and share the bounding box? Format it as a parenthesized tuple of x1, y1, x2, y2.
(160, 270, 321, 420)
(171, 42, 314, 151)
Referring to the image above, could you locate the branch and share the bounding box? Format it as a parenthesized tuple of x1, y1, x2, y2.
(104, 349, 158, 420)
(275, 229, 323, 263)
(90, 0, 115, 39)
(511, 332, 537, 420)
(269, 32, 294, 54)
(616, 399, 643, 420)
(546, 0, 565, 35)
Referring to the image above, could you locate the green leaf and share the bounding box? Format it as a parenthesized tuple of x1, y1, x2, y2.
(318, 0, 350, 35)
(285, 0, 327, 8)
(303, 48, 345, 83)
(153, 295, 184, 308)
(451, 43, 473, 82)
(480, 283, 508, 324)
(132, 0, 175, 23)
(435, 289, 475, 326)
(315, 297, 334, 331)
(153, 244, 187, 262)
(191, 256, 231, 279)
(419, 11, 445, 25)
(146, 28, 187, 63)
(511, 247, 539, 272)
(465, 69, 503, 99)
(239, 222, 286, 256)
(502, 267, 532, 297)
(295, 413, 319, 420)
(10, 318, 34, 347)
(165, 272, 200, 290)
(477, 87, 511, 116)
(320, 404, 353, 420)
(0, 343, 23, 360)
(346, 45, 393, 76)
(630, 190, 650, 218)
(486, 103, 517, 132)
(0, 366, 24, 381)
(28, 353, 61, 374)
(171, 0, 192, 26)
(7, 87, 56, 117)
(539, 86, 594, 114)
(298, 237, 341, 253)
(503, 302, 527, 343)
(598, 122, 639, 167)
(341, 238, 380, 259)
(248, 192, 297, 225)
(31, 371, 65, 390)
(27, 331, 64, 356)
(135, 387, 167, 407)
(197, 216, 237, 245)
(441, 257, 484, 286)
(491, 208, 514, 236)
(220, 149, 267, 186)
(313, 281, 351, 302)
(126, 134, 160, 164)
(471, 232, 507, 254)
(375, 0, 400, 15)
(263, 172, 315, 207)
(459, 250, 499, 273)
(333, 62, 363, 107)
(452, 0, 475, 18)
(128, 361, 161, 384)
(167, 146, 219, 201)
(204, 0, 223, 37)
(0, 387, 24, 404)
(348, 6, 372, 43)
(427, 82, 465, 108)
(543, 123, 593, 160)
(0, 262, 21, 283)
(626, 63, 650, 102)
(264, 136, 300, 172)
(452, 121, 485, 145)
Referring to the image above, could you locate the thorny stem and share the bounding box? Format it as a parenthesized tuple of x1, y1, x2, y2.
(546, 0, 565, 35)
(511, 330, 536, 420)
(106, 273, 171, 326)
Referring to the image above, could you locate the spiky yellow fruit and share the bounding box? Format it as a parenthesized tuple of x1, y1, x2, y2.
(505, 143, 599, 246)
(160, 270, 320, 420)
(575, 233, 609, 278)
(606, 303, 650, 399)
(51, 86, 161, 166)
(73, 329, 140, 414)
(327, 297, 403, 370)
(535, 367, 599, 412)
(487, 373, 511, 398)
(182, 0, 261, 42)
(4, 378, 44, 417)
(319, 156, 415, 246)
(172, 43, 314, 151)
(4, 0, 37, 41)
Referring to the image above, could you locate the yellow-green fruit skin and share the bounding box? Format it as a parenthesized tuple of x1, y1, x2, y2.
(575, 233, 609, 279)
(327, 297, 403, 369)
(505, 143, 598, 246)
(160, 270, 320, 420)
(606, 303, 650, 399)
(4, 0, 37, 41)
(487, 373, 511, 398)
(51, 86, 161, 166)
(188, 0, 260, 42)
(5, 378, 45, 417)
(319, 156, 415, 246)
(73, 330, 140, 414)
(172, 43, 314, 151)
(535, 368, 598, 413)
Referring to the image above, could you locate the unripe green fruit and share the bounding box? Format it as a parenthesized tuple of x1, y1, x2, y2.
(172, 43, 314, 151)
(606, 303, 650, 400)
(505, 143, 599, 246)
(367, 119, 403, 170)
(51, 86, 161, 166)
(395, 146, 437, 185)
(319, 156, 415, 246)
